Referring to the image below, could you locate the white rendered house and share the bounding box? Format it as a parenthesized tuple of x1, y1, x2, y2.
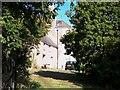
(30, 18, 76, 70)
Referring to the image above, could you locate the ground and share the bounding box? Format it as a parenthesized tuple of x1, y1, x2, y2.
(29, 68, 103, 89)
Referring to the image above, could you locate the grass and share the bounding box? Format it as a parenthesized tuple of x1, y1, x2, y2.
(29, 68, 103, 89)
(30, 72, 81, 88)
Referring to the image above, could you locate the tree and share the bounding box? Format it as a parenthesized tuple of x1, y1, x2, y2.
(1, 2, 63, 89)
(61, 2, 120, 89)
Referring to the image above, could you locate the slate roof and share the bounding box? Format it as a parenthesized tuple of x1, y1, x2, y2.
(55, 20, 73, 29)
(41, 36, 58, 48)
(41, 20, 73, 48)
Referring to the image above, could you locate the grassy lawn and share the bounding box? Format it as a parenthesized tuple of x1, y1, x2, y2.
(30, 74, 81, 88)
(29, 68, 103, 89)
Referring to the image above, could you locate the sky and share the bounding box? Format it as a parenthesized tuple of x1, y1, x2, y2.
(56, 2, 73, 26)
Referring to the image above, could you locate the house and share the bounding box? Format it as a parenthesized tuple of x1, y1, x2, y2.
(30, 18, 76, 70)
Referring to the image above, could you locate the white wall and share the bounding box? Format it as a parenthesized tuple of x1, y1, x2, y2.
(30, 19, 76, 70)
(33, 42, 57, 69)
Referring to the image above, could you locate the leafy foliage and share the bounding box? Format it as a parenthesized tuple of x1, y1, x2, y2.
(17, 78, 42, 89)
(2, 2, 63, 88)
(61, 2, 120, 89)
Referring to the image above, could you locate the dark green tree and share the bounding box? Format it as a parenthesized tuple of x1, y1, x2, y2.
(61, 2, 120, 89)
(1, 2, 63, 89)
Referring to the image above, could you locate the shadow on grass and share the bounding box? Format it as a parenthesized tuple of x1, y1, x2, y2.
(34, 70, 103, 89)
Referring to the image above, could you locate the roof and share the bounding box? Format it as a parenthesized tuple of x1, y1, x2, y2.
(40, 20, 73, 48)
(41, 36, 58, 48)
(55, 20, 73, 29)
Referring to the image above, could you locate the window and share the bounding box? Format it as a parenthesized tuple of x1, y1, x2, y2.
(43, 54, 46, 58)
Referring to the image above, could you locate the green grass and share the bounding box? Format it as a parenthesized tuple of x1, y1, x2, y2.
(29, 68, 81, 88)
(30, 74, 81, 88)
(29, 68, 103, 89)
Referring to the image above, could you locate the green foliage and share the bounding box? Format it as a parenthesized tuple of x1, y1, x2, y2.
(2, 2, 63, 89)
(61, 2, 120, 89)
(18, 80, 42, 89)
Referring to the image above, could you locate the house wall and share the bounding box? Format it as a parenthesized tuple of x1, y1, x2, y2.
(54, 27, 76, 69)
(30, 19, 76, 70)
(31, 42, 57, 69)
